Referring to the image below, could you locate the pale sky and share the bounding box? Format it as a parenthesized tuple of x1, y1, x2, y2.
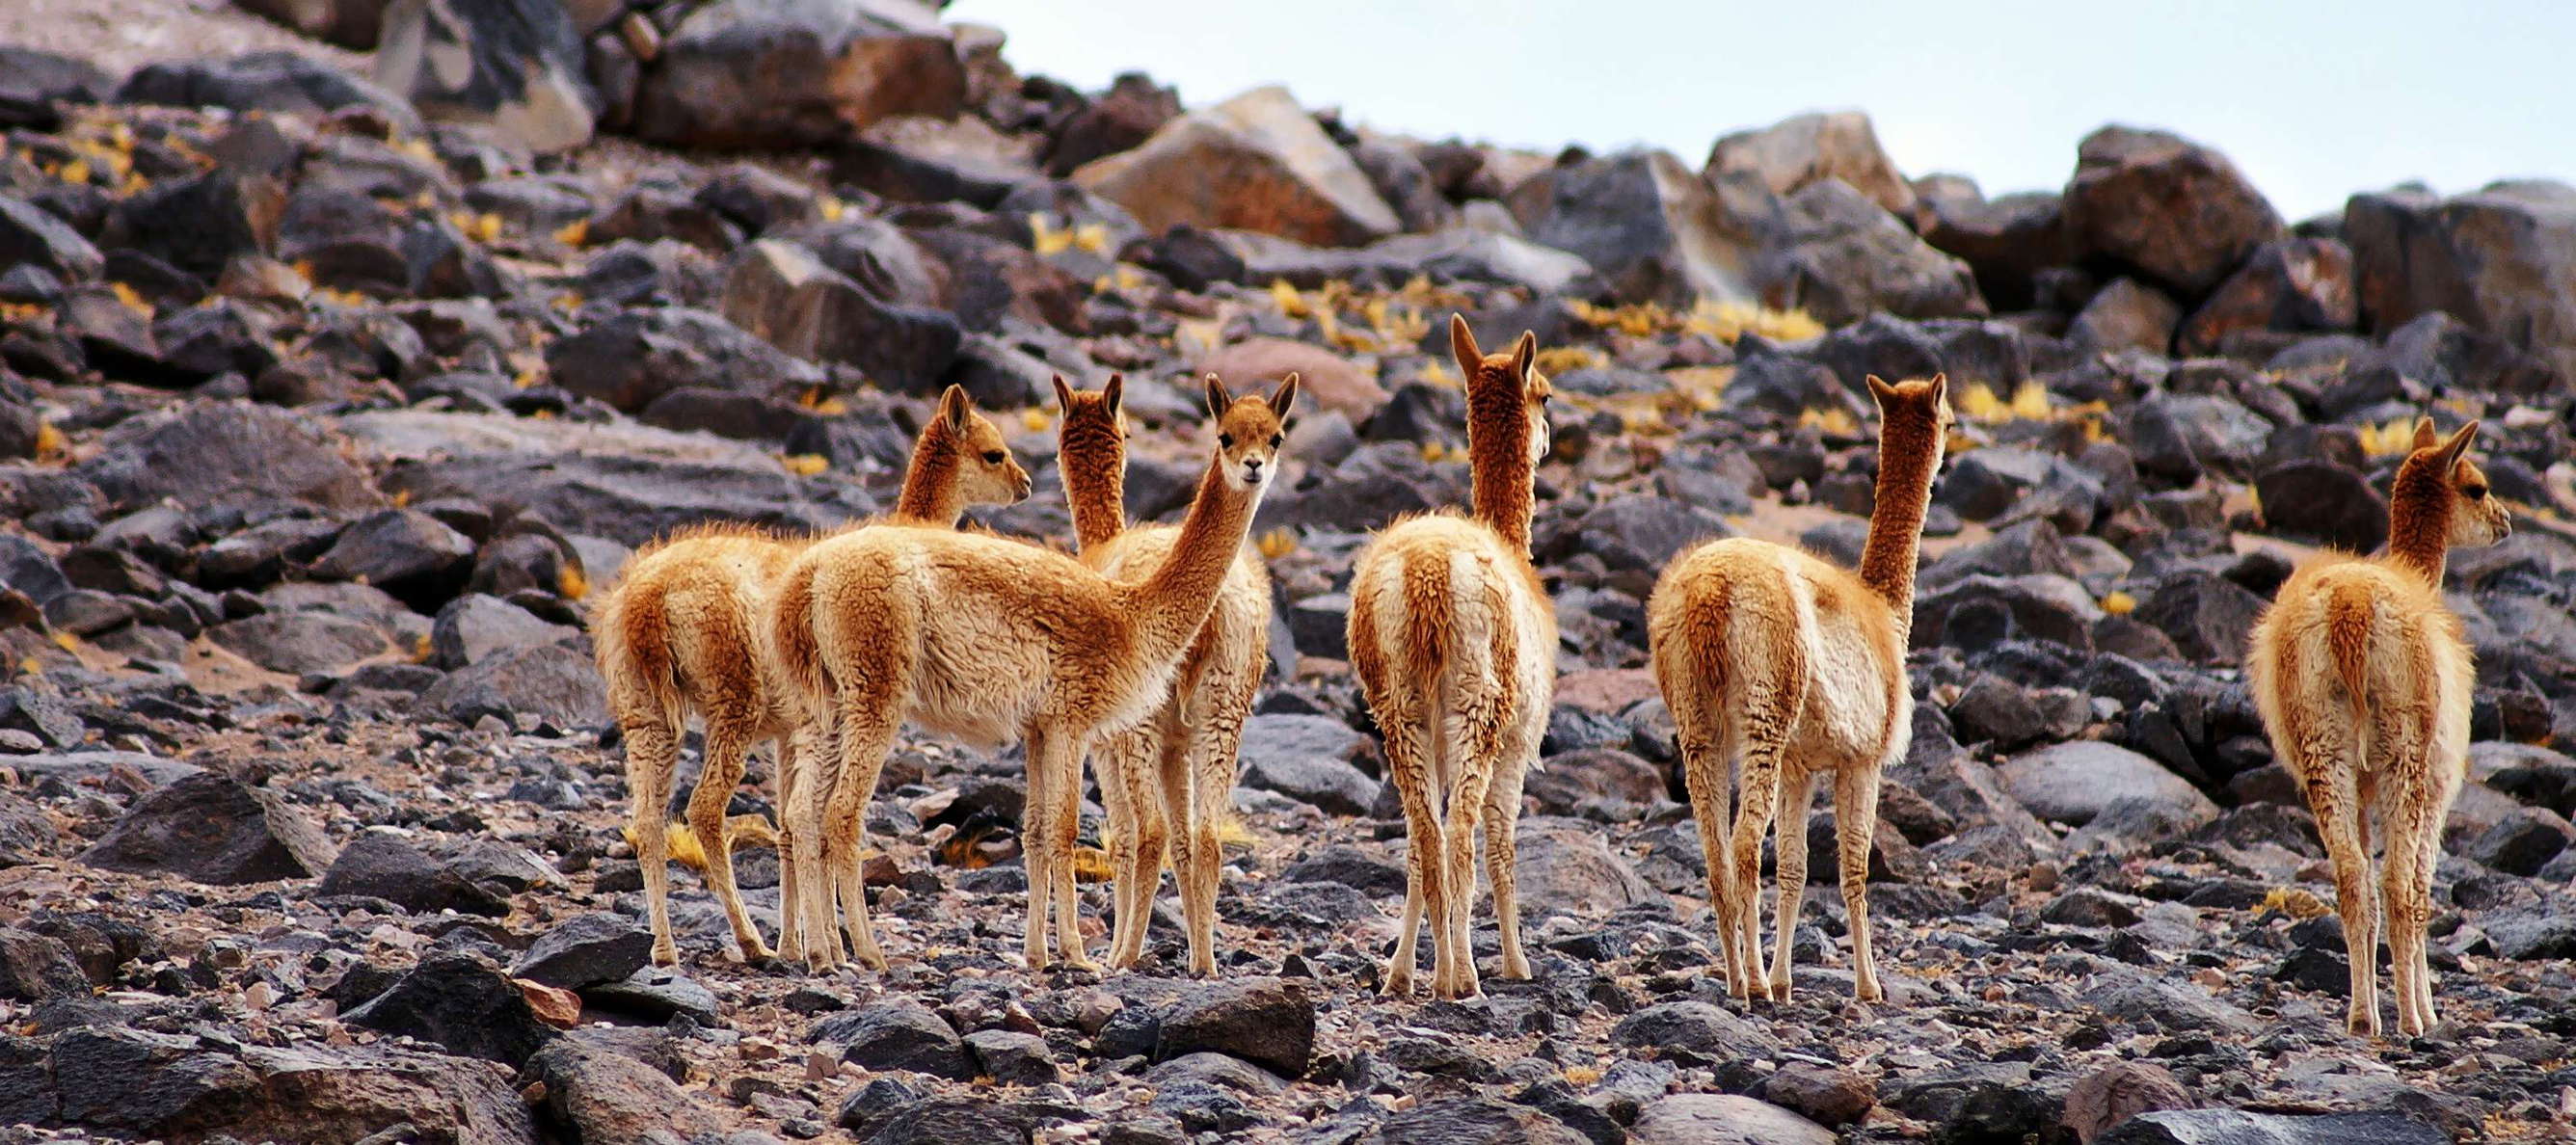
(949, 0, 2576, 223)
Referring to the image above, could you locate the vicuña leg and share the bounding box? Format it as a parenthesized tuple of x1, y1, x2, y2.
(623, 713, 681, 967)
(1768, 767, 1818, 998)
(1482, 726, 1535, 982)
(689, 712, 773, 962)
(1671, 697, 1743, 992)
(1382, 706, 1443, 998)
(1183, 680, 1252, 976)
(772, 733, 802, 964)
(825, 691, 899, 972)
(1099, 724, 1164, 970)
(1835, 763, 1886, 1002)
(2305, 759, 2379, 1036)
(1032, 723, 1097, 972)
(788, 708, 845, 970)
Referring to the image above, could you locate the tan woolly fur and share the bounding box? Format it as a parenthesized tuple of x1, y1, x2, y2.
(1647, 373, 1953, 1003)
(769, 374, 1299, 972)
(592, 385, 1030, 967)
(2246, 416, 2509, 1037)
(1054, 374, 1275, 974)
(1344, 314, 1556, 1000)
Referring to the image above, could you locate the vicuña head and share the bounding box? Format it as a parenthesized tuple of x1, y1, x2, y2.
(1054, 373, 1128, 549)
(2385, 417, 2509, 578)
(898, 385, 1033, 519)
(1207, 373, 1292, 493)
(1450, 317, 1552, 547)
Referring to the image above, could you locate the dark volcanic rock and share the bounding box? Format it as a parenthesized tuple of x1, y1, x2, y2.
(118, 50, 422, 132)
(815, 999, 973, 1080)
(0, 195, 102, 283)
(309, 509, 476, 609)
(2064, 126, 2284, 298)
(82, 402, 381, 515)
(2255, 460, 2386, 551)
(1512, 148, 1759, 308)
(1369, 1097, 1591, 1145)
(1629, 1094, 1834, 1145)
(514, 913, 653, 989)
(343, 950, 558, 1066)
(1611, 1000, 1780, 1061)
(376, 0, 596, 154)
(547, 306, 826, 413)
(77, 771, 337, 884)
(2098, 1109, 2444, 1145)
(631, 0, 965, 149)
(527, 1034, 726, 1143)
(2133, 571, 2268, 664)
(1236, 714, 1381, 815)
(2345, 180, 2576, 385)
(318, 829, 511, 916)
(0, 927, 89, 1001)
(2066, 1060, 2194, 1143)
(1156, 977, 1315, 1078)
(419, 642, 608, 728)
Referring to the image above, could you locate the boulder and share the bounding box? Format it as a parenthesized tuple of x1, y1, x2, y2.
(234, 0, 389, 48)
(1512, 148, 1760, 307)
(432, 593, 577, 669)
(1760, 178, 1982, 325)
(0, 47, 112, 129)
(343, 951, 559, 1066)
(0, 927, 92, 1001)
(514, 913, 654, 989)
(1998, 741, 2215, 827)
(2125, 393, 2271, 483)
(208, 611, 392, 676)
(631, 0, 965, 148)
(375, 0, 594, 152)
(98, 170, 286, 282)
(1155, 977, 1314, 1078)
(2064, 125, 2283, 298)
(421, 642, 608, 728)
(1074, 85, 1399, 248)
(1198, 338, 1383, 423)
(2255, 461, 2386, 552)
(2344, 180, 2576, 385)
(1613, 1001, 1782, 1061)
(527, 1035, 726, 1143)
(2064, 1061, 2192, 1144)
(82, 402, 380, 515)
(1369, 1099, 1590, 1145)
(2067, 278, 2182, 356)
(2177, 237, 2357, 355)
(117, 51, 423, 134)
(2133, 571, 2268, 664)
(318, 829, 512, 916)
(1628, 1094, 1835, 1145)
(28, 1031, 535, 1143)
(1916, 183, 2072, 311)
(0, 196, 102, 283)
(77, 772, 338, 885)
(2097, 1110, 2443, 1145)
(720, 239, 959, 395)
(1045, 71, 1180, 176)
(309, 509, 477, 609)
(815, 999, 973, 1079)
(1707, 110, 1916, 217)
(1237, 714, 1381, 816)
(1514, 822, 1654, 918)
(547, 306, 826, 413)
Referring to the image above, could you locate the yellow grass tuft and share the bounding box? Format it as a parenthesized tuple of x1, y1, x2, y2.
(780, 454, 828, 477)
(557, 562, 589, 601)
(1798, 407, 1861, 438)
(1212, 813, 1255, 849)
(1362, 296, 1429, 346)
(1269, 279, 1309, 319)
(1072, 845, 1114, 883)
(552, 219, 589, 249)
(17, 656, 37, 675)
(1682, 300, 1824, 344)
(1562, 1065, 1603, 1086)
(1570, 299, 1670, 337)
(1417, 359, 1456, 388)
(409, 632, 433, 663)
(50, 631, 78, 653)
(1533, 345, 1603, 376)
(1092, 264, 1143, 295)
(1958, 381, 2055, 425)
(1072, 223, 1109, 254)
(58, 158, 90, 186)
(1020, 408, 1050, 433)
(109, 281, 151, 315)
(1665, 365, 1734, 411)
(2099, 591, 2136, 616)
(1029, 212, 1074, 256)
(2356, 416, 2419, 459)
(550, 291, 583, 313)
(33, 422, 65, 460)
(392, 137, 438, 165)
(623, 816, 780, 875)
(1255, 527, 1297, 560)
(819, 197, 847, 223)
(389, 488, 412, 508)
(2260, 886, 2331, 920)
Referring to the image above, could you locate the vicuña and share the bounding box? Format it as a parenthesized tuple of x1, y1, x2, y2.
(1347, 314, 1556, 999)
(1055, 374, 1275, 973)
(2247, 417, 2509, 1037)
(1648, 374, 1952, 1003)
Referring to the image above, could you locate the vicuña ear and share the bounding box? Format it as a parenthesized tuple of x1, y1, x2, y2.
(1512, 331, 1537, 381)
(1269, 372, 1301, 419)
(1203, 373, 1233, 417)
(940, 385, 973, 432)
(1052, 374, 1076, 416)
(2439, 419, 2482, 472)
(1450, 312, 1482, 378)
(1925, 372, 1949, 409)
(1103, 374, 1123, 419)
(1865, 374, 1897, 408)
(2412, 416, 2440, 451)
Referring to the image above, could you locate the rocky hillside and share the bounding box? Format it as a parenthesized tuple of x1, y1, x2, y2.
(0, 2, 2573, 1143)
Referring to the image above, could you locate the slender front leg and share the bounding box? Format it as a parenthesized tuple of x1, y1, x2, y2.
(773, 732, 805, 964)
(1483, 722, 1537, 982)
(1021, 720, 1057, 971)
(690, 716, 773, 963)
(1768, 768, 1818, 999)
(1038, 724, 1097, 972)
(1834, 764, 1885, 1002)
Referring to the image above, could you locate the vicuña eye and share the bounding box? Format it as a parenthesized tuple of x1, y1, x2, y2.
(2465, 485, 2488, 500)
(982, 450, 1005, 464)
(1269, 434, 1282, 448)
(1219, 433, 1235, 448)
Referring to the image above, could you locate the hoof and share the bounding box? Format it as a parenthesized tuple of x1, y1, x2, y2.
(1380, 972, 1414, 999)
(650, 945, 680, 968)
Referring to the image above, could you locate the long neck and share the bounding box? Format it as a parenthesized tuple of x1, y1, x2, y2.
(1126, 459, 1254, 660)
(1060, 420, 1128, 551)
(892, 419, 964, 525)
(2385, 488, 2451, 586)
(1466, 375, 1536, 554)
(1857, 424, 1939, 625)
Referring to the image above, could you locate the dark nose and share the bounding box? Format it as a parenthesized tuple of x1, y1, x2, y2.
(1244, 458, 1264, 474)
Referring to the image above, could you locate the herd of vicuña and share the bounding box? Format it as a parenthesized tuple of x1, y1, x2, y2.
(595, 313, 2509, 1031)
